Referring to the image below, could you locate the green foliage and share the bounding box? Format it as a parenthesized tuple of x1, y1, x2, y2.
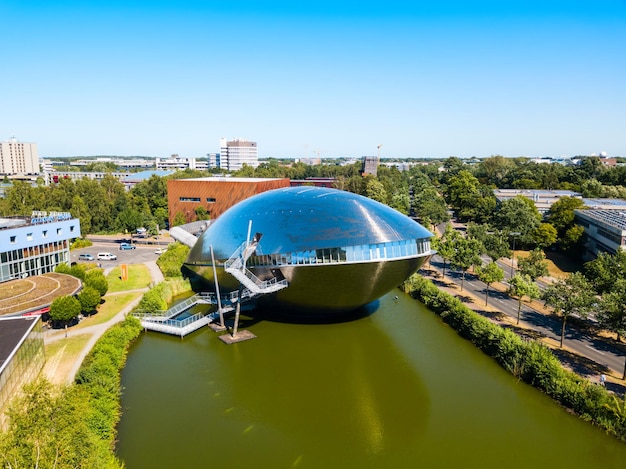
(546, 196, 585, 236)
(584, 250, 626, 295)
(402, 274, 626, 441)
(517, 249, 549, 281)
(78, 285, 102, 314)
(49, 295, 82, 324)
(508, 274, 540, 324)
(0, 380, 123, 469)
(55, 263, 72, 274)
(533, 223, 558, 249)
(450, 236, 483, 291)
(74, 315, 143, 447)
(156, 242, 189, 278)
(542, 272, 595, 347)
(85, 269, 109, 297)
(135, 278, 191, 314)
(71, 237, 93, 250)
(476, 261, 504, 306)
(364, 177, 388, 204)
(493, 196, 541, 246)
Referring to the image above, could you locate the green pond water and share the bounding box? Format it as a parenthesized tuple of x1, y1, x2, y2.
(116, 290, 626, 468)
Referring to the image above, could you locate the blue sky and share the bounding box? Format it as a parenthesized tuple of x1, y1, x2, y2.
(2, 1, 625, 159)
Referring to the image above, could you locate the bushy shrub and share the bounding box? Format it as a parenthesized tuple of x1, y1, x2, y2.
(75, 315, 142, 444)
(85, 269, 109, 296)
(156, 242, 189, 278)
(71, 237, 93, 250)
(78, 285, 102, 314)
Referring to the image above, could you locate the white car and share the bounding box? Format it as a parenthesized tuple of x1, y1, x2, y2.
(154, 248, 164, 254)
(97, 252, 117, 261)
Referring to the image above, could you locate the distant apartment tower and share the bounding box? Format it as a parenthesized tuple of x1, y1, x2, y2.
(219, 138, 258, 171)
(0, 137, 39, 175)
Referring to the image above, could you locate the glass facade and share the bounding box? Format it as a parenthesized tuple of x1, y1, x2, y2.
(246, 238, 431, 268)
(0, 240, 69, 282)
(0, 318, 45, 429)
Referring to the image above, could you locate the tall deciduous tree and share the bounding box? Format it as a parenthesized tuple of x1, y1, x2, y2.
(435, 224, 460, 278)
(517, 249, 549, 281)
(466, 223, 511, 261)
(476, 261, 505, 306)
(546, 196, 585, 236)
(493, 196, 541, 246)
(508, 274, 540, 324)
(584, 250, 626, 295)
(533, 223, 558, 249)
(542, 272, 595, 348)
(450, 236, 483, 291)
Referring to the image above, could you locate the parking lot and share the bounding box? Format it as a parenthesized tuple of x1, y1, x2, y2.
(72, 241, 169, 268)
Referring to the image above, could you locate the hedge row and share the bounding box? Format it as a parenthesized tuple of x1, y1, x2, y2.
(135, 277, 191, 314)
(74, 315, 143, 446)
(402, 274, 626, 440)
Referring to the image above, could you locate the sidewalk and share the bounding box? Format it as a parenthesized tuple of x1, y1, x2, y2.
(43, 261, 163, 385)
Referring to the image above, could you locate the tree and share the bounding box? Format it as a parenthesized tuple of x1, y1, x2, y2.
(476, 261, 504, 306)
(413, 185, 449, 229)
(517, 248, 548, 281)
(389, 191, 411, 215)
(435, 224, 460, 278)
(78, 286, 102, 315)
(84, 269, 108, 297)
(466, 224, 511, 261)
(584, 250, 626, 294)
(450, 236, 483, 291)
(508, 274, 540, 324)
(172, 211, 187, 227)
(533, 223, 558, 249)
(365, 177, 388, 204)
(445, 170, 491, 221)
(493, 196, 541, 246)
(560, 225, 585, 253)
(49, 295, 82, 326)
(546, 196, 585, 236)
(542, 272, 595, 347)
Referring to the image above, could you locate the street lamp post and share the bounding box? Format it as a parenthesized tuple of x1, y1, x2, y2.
(510, 231, 521, 277)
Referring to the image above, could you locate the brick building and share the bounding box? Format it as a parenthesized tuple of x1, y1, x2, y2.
(167, 177, 290, 226)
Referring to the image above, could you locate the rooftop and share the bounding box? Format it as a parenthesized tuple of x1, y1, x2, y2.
(0, 317, 39, 373)
(576, 209, 626, 231)
(183, 177, 287, 183)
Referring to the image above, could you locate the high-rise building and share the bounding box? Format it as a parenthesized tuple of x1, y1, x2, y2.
(0, 137, 39, 175)
(361, 156, 379, 177)
(219, 138, 258, 171)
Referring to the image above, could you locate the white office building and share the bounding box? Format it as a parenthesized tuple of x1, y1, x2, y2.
(219, 138, 258, 171)
(0, 138, 40, 176)
(0, 212, 80, 282)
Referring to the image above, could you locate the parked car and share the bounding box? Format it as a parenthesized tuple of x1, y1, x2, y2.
(97, 252, 117, 261)
(119, 242, 136, 250)
(78, 253, 95, 261)
(154, 248, 164, 254)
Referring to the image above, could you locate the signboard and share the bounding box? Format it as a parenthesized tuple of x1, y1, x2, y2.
(121, 264, 128, 281)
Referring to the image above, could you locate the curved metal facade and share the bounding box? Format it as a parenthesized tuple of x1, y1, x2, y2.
(184, 186, 433, 313)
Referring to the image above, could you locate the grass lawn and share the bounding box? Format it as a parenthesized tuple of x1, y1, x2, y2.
(106, 264, 152, 292)
(516, 250, 581, 280)
(73, 292, 142, 330)
(45, 334, 91, 359)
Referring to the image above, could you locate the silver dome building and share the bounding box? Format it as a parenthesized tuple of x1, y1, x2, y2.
(183, 186, 433, 314)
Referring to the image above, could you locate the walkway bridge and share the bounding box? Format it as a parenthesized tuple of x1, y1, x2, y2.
(133, 238, 288, 337)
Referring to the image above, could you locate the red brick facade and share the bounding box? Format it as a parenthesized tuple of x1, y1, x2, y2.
(167, 177, 290, 226)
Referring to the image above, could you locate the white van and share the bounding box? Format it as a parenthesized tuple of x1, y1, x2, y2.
(97, 252, 117, 261)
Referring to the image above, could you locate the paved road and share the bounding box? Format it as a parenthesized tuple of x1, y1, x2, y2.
(430, 254, 625, 376)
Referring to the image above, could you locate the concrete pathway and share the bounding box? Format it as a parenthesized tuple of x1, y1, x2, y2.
(44, 261, 163, 384)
